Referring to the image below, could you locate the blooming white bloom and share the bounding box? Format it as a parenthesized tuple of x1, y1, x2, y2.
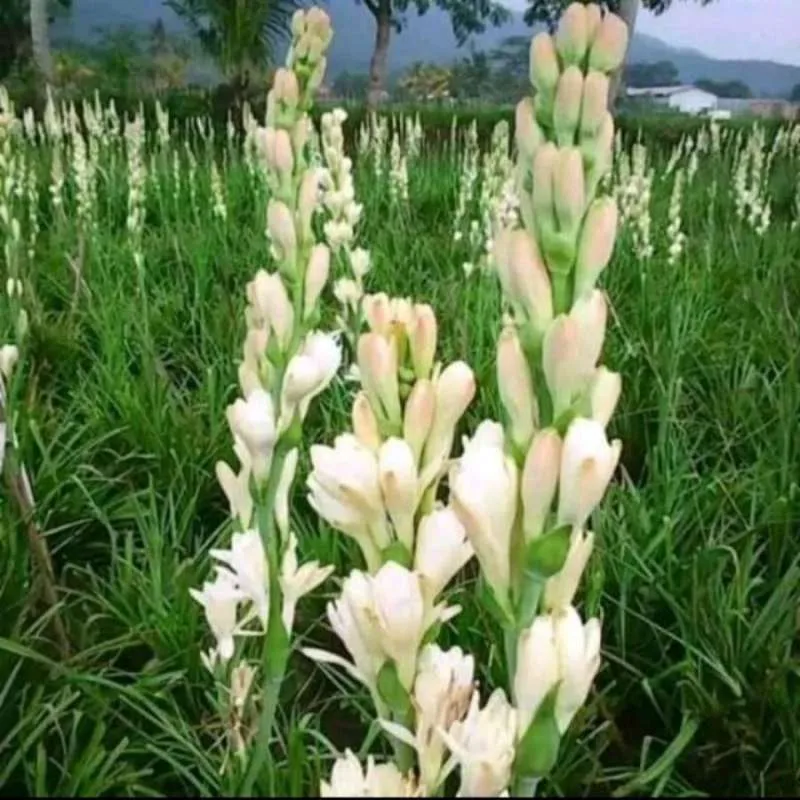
(440, 688, 518, 797)
(189, 570, 246, 661)
(557, 417, 621, 529)
(226, 388, 277, 479)
(321, 750, 418, 797)
(449, 421, 518, 598)
(414, 507, 474, 604)
(514, 606, 602, 735)
(280, 531, 334, 632)
(210, 529, 269, 625)
(543, 528, 594, 611)
(0, 344, 19, 379)
(215, 436, 254, 529)
(281, 331, 342, 427)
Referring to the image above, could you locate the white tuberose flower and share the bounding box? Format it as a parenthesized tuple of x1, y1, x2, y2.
(189, 570, 246, 662)
(226, 388, 277, 479)
(321, 750, 419, 797)
(280, 531, 334, 633)
(210, 529, 269, 625)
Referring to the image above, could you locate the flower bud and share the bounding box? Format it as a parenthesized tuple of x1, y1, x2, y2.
(497, 327, 537, 453)
(408, 304, 437, 380)
(273, 68, 300, 106)
(281, 332, 341, 421)
(532, 143, 558, 235)
(494, 229, 554, 332)
(273, 128, 294, 176)
(0, 344, 19, 379)
(585, 3, 602, 43)
(544, 529, 594, 611)
(589, 367, 621, 426)
(403, 379, 436, 464)
(248, 270, 294, 348)
(267, 199, 297, 270)
(554, 67, 584, 146)
(226, 388, 277, 479)
(515, 97, 543, 163)
(5, 278, 22, 298)
(589, 12, 629, 73)
(304, 244, 330, 316)
(362, 292, 392, 337)
(574, 198, 618, 298)
(554, 147, 586, 236)
(521, 428, 562, 541)
(371, 562, 425, 688)
(556, 3, 589, 67)
(378, 438, 419, 551)
(557, 417, 621, 529)
(357, 333, 402, 425)
(353, 391, 382, 450)
(414, 509, 473, 604)
(530, 33, 560, 97)
(581, 71, 610, 138)
(298, 169, 321, 237)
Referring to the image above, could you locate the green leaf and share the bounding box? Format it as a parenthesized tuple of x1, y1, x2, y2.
(376, 661, 412, 717)
(514, 687, 562, 780)
(525, 525, 572, 578)
(380, 540, 413, 569)
(478, 574, 516, 628)
(421, 619, 442, 648)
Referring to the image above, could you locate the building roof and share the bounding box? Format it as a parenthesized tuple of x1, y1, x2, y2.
(626, 85, 717, 99)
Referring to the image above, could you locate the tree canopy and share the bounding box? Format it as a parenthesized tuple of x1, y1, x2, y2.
(694, 78, 751, 98)
(625, 60, 679, 87)
(0, 0, 71, 81)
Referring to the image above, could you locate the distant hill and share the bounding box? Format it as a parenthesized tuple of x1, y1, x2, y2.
(53, 0, 800, 98)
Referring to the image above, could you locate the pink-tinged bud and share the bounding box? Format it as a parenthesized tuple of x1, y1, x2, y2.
(403, 379, 436, 464)
(556, 3, 589, 67)
(581, 71, 610, 138)
(357, 333, 402, 425)
(589, 12, 629, 74)
(273, 68, 300, 106)
(353, 391, 382, 450)
(554, 67, 584, 146)
(530, 33, 560, 96)
(515, 97, 543, 162)
(571, 289, 608, 374)
(497, 327, 537, 453)
(420, 362, 476, 485)
(248, 270, 294, 348)
(589, 367, 621, 426)
(557, 417, 621, 529)
(273, 128, 294, 176)
(298, 170, 321, 237)
(292, 116, 310, 157)
(378, 438, 419, 550)
(574, 197, 618, 298)
(554, 147, 586, 235)
(267, 199, 297, 269)
(542, 315, 584, 414)
(521, 428, 562, 541)
(362, 293, 393, 337)
(544, 528, 594, 611)
(584, 3, 602, 43)
(494, 229, 554, 332)
(532, 143, 558, 233)
(304, 244, 330, 316)
(409, 303, 437, 380)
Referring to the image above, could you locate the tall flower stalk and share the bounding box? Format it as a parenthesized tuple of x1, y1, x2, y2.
(189, 10, 340, 795)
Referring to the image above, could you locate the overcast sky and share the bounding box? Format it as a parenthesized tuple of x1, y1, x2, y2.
(505, 0, 800, 66)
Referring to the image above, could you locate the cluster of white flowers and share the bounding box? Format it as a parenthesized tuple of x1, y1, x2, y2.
(615, 141, 654, 260)
(733, 124, 771, 236)
(667, 168, 687, 266)
(389, 130, 409, 204)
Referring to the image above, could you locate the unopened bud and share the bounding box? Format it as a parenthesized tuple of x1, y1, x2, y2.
(589, 366, 621, 426)
(353, 391, 382, 450)
(585, 3, 603, 43)
(542, 315, 584, 416)
(554, 147, 586, 236)
(5, 278, 22, 298)
(298, 169, 321, 237)
(530, 33, 560, 97)
(497, 327, 537, 453)
(362, 293, 392, 337)
(267, 200, 297, 270)
(404, 379, 436, 464)
(556, 3, 589, 67)
(532, 143, 558, 235)
(378, 438, 418, 550)
(249, 271, 294, 349)
(304, 244, 330, 316)
(357, 333, 402, 425)
(409, 304, 437, 380)
(521, 428, 562, 540)
(589, 12, 629, 73)
(0, 344, 19, 379)
(515, 98, 543, 163)
(273, 68, 300, 107)
(495, 228, 553, 332)
(554, 67, 584, 147)
(574, 197, 618, 298)
(581, 72, 610, 138)
(273, 128, 294, 177)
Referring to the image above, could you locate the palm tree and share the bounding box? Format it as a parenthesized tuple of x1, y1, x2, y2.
(166, 0, 300, 96)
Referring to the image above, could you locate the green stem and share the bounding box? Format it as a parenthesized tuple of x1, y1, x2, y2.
(512, 775, 540, 797)
(390, 708, 416, 775)
(504, 627, 518, 692)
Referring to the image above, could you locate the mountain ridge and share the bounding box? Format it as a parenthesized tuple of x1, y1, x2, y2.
(52, 0, 800, 97)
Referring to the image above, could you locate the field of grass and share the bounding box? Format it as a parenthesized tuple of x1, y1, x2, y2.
(1, 87, 800, 797)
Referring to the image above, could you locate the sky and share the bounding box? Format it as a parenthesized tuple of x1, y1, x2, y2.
(505, 0, 800, 66)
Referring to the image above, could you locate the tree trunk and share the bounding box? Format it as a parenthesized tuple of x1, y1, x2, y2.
(609, 0, 640, 108)
(367, 0, 392, 108)
(30, 0, 55, 85)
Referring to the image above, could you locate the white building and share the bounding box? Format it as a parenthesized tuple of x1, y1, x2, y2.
(626, 85, 719, 115)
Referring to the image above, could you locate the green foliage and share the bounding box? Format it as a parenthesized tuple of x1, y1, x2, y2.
(524, 0, 719, 30)
(791, 83, 800, 102)
(625, 60, 680, 88)
(0, 0, 71, 81)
